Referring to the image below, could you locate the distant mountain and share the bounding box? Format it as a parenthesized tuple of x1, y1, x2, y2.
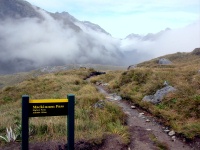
(0, 0, 199, 74)
(0, 0, 108, 34)
(0, 0, 43, 19)
(0, 0, 123, 74)
(81, 21, 111, 35)
(126, 28, 171, 41)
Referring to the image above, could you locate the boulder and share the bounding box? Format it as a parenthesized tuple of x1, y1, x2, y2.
(191, 48, 200, 55)
(142, 85, 176, 104)
(158, 58, 172, 65)
(106, 93, 122, 101)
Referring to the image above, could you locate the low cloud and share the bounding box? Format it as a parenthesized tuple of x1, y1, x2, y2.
(0, 11, 124, 74)
(120, 20, 200, 59)
(0, 9, 199, 74)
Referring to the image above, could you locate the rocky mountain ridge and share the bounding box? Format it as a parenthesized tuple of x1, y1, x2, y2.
(126, 28, 171, 41)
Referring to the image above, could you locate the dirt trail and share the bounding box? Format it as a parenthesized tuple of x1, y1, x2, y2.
(96, 85, 194, 150)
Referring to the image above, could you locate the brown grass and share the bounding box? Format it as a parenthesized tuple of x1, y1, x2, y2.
(93, 49, 200, 139)
(0, 69, 128, 146)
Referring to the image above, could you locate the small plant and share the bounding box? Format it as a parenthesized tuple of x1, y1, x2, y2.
(156, 103, 166, 109)
(3, 96, 12, 102)
(0, 127, 18, 142)
(149, 133, 169, 150)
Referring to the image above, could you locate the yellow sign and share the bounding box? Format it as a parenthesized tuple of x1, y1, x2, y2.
(29, 99, 68, 103)
(28, 99, 69, 117)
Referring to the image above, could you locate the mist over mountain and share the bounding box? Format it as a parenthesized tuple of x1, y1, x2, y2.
(0, 0, 199, 74)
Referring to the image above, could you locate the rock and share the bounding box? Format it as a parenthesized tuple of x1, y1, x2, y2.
(164, 129, 170, 133)
(172, 136, 176, 141)
(106, 93, 122, 101)
(94, 100, 105, 109)
(102, 83, 109, 86)
(163, 81, 169, 86)
(138, 113, 144, 118)
(131, 105, 136, 109)
(127, 65, 137, 70)
(146, 129, 152, 131)
(142, 85, 176, 104)
(146, 119, 150, 122)
(96, 82, 101, 85)
(124, 111, 131, 116)
(168, 130, 175, 136)
(158, 58, 172, 65)
(142, 95, 154, 103)
(191, 48, 200, 55)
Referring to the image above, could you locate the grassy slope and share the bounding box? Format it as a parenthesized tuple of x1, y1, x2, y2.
(0, 68, 128, 146)
(91, 48, 200, 139)
(0, 64, 126, 89)
(0, 48, 199, 147)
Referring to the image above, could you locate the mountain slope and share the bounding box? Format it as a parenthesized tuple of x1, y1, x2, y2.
(0, 0, 199, 75)
(0, 0, 124, 74)
(0, 0, 43, 19)
(137, 48, 200, 69)
(90, 48, 200, 141)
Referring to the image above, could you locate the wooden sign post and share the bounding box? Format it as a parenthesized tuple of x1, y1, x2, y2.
(21, 94, 75, 150)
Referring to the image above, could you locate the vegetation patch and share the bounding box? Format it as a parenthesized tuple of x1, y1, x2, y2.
(0, 69, 128, 147)
(93, 50, 200, 140)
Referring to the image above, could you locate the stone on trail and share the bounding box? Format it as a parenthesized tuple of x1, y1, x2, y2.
(106, 93, 122, 101)
(131, 105, 136, 109)
(168, 130, 175, 136)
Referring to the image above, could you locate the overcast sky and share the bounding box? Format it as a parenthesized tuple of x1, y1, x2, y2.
(26, 0, 200, 38)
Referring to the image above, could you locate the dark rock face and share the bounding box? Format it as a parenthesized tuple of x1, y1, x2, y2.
(50, 12, 81, 32)
(127, 65, 137, 70)
(191, 48, 200, 55)
(84, 71, 106, 79)
(0, 0, 43, 20)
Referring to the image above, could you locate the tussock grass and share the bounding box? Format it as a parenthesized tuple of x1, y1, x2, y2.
(93, 49, 200, 139)
(0, 69, 128, 146)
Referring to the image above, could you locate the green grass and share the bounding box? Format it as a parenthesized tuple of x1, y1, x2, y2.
(149, 133, 169, 150)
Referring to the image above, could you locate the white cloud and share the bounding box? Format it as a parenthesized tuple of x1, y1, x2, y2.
(120, 20, 200, 58)
(0, 1, 200, 74)
(26, 0, 200, 38)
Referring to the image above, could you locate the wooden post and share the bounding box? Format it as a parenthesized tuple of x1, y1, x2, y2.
(67, 94, 75, 150)
(22, 95, 29, 150)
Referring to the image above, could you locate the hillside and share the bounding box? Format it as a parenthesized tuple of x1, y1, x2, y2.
(0, 68, 128, 149)
(137, 48, 200, 69)
(0, 64, 126, 89)
(91, 48, 200, 140)
(0, 48, 199, 149)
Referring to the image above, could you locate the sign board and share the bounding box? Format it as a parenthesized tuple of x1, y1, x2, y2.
(29, 99, 68, 117)
(21, 95, 75, 150)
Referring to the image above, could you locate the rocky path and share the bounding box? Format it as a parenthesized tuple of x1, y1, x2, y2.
(96, 85, 193, 150)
